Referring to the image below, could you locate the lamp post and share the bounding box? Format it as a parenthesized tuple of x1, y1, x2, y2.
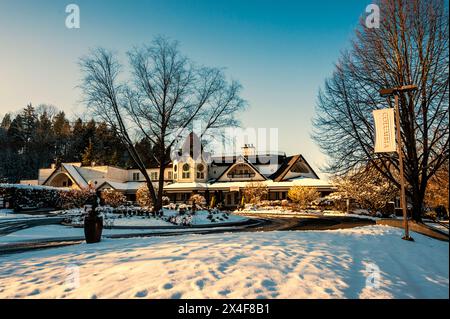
(379, 85, 417, 241)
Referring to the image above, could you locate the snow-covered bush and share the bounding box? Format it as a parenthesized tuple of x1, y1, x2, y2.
(0, 184, 64, 211)
(164, 203, 178, 210)
(162, 196, 170, 205)
(189, 194, 206, 212)
(287, 186, 320, 209)
(101, 189, 126, 208)
(332, 167, 397, 214)
(178, 204, 188, 215)
(168, 214, 193, 226)
(59, 187, 96, 209)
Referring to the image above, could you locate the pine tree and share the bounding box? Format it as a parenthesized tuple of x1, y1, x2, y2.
(1, 113, 12, 130)
(53, 111, 71, 162)
(81, 139, 96, 166)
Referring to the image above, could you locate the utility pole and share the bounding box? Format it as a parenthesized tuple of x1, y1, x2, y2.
(380, 85, 417, 241)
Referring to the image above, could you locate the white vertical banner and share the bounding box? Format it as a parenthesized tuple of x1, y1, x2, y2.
(373, 108, 396, 153)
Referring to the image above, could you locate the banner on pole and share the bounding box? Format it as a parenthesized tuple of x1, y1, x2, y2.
(373, 108, 396, 153)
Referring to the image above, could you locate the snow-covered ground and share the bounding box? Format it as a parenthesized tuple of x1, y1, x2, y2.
(0, 224, 244, 244)
(0, 209, 38, 219)
(0, 225, 447, 299)
(66, 208, 247, 228)
(236, 208, 380, 220)
(0, 225, 156, 243)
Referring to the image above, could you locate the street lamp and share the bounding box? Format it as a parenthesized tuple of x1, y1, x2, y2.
(379, 85, 418, 241)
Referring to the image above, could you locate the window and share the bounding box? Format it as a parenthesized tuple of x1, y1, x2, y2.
(227, 164, 255, 178)
(151, 172, 158, 180)
(182, 171, 190, 179)
(182, 163, 190, 179)
(196, 163, 205, 179)
(197, 171, 205, 179)
(174, 165, 178, 172)
(174, 173, 178, 180)
(168, 171, 173, 180)
(132, 172, 140, 181)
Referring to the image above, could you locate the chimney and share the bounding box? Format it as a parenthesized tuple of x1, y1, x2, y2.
(242, 144, 256, 156)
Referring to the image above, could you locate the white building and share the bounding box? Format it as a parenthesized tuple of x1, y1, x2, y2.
(36, 135, 334, 208)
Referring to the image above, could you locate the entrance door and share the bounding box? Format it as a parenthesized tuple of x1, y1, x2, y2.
(225, 192, 239, 207)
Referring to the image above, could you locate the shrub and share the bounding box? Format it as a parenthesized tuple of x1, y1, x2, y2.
(0, 184, 65, 211)
(287, 186, 320, 209)
(60, 187, 97, 209)
(101, 189, 127, 207)
(162, 196, 170, 205)
(189, 194, 206, 212)
(136, 184, 154, 208)
(242, 182, 268, 204)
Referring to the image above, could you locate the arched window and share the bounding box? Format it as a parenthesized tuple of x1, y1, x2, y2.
(182, 163, 190, 179)
(197, 163, 205, 179)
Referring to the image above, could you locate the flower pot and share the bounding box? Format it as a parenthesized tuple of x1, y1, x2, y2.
(84, 215, 103, 244)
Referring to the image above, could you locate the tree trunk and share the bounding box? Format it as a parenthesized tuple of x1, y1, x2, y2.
(410, 186, 424, 222)
(154, 162, 166, 212)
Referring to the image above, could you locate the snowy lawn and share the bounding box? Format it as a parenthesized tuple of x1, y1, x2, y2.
(65, 208, 247, 228)
(0, 224, 243, 244)
(0, 209, 38, 219)
(0, 225, 447, 299)
(0, 225, 159, 243)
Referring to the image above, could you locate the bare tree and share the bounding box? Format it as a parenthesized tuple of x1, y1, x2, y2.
(80, 37, 245, 211)
(313, 0, 449, 221)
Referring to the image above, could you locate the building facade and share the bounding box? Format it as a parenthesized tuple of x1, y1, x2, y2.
(34, 141, 334, 208)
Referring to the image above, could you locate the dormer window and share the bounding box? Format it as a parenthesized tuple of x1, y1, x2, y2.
(196, 163, 205, 179)
(182, 163, 190, 179)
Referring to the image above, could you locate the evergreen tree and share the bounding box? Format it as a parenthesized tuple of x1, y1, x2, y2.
(53, 111, 71, 163)
(1, 113, 12, 129)
(81, 139, 96, 166)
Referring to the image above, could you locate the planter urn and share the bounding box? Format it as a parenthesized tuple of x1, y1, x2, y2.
(84, 212, 103, 244)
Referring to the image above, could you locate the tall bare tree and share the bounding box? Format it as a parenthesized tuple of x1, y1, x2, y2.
(80, 37, 245, 211)
(313, 0, 448, 221)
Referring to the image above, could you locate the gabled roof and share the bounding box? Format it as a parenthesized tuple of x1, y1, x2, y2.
(214, 155, 267, 182)
(62, 164, 89, 188)
(42, 164, 89, 189)
(270, 154, 319, 182)
(97, 181, 144, 192)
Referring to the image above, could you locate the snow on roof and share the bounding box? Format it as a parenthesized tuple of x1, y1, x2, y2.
(62, 164, 88, 188)
(99, 181, 145, 191)
(209, 178, 334, 190)
(268, 177, 334, 188)
(164, 182, 209, 191)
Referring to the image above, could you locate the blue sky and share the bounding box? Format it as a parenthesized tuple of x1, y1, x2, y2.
(0, 0, 373, 175)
